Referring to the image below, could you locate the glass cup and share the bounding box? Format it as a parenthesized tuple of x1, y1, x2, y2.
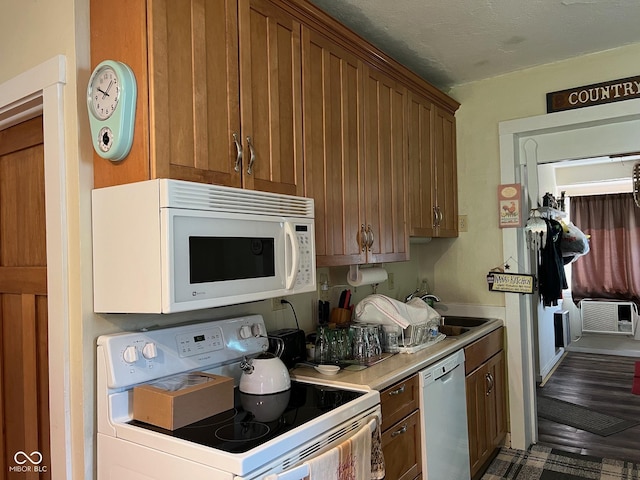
(351, 324, 370, 364)
(315, 325, 331, 364)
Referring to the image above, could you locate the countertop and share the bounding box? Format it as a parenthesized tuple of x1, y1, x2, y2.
(290, 318, 504, 391)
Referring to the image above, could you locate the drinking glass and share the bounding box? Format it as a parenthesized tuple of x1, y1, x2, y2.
(351, 325, 370, 364)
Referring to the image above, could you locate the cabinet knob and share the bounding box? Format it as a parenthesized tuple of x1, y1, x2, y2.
(246, 136, 256, 175)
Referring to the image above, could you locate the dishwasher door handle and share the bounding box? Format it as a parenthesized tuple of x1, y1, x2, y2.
(435, 363, 462, 383)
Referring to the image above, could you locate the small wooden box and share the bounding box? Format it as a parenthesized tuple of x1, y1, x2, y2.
(133, 372, 233, 430)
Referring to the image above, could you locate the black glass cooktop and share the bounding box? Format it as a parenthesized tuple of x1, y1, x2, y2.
(130, 381, 363, 453)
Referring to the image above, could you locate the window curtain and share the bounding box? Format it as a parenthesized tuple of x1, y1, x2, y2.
(570, 193, 640, 306)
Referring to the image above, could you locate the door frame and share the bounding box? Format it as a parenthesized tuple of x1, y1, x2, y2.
(0, 56, 70, 479)
(498, 98, 640, 450)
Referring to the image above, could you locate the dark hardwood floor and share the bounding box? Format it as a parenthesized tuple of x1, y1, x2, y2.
(536, 351, 640, 464)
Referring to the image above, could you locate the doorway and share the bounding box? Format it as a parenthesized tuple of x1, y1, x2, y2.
(0, 57, 70, 478)
(0, 116, 50, 479)
(498, 98, 640, 451)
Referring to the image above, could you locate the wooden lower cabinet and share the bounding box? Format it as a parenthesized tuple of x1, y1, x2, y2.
(380, 374, 421, 480)
(464, 328, 507, 479)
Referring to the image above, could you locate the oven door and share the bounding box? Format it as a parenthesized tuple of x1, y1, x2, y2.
(244, 406, 381, 480)
(165, 209, 308, 312)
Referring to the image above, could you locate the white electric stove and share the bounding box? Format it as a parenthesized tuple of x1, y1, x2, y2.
(97, 314, 380, 480)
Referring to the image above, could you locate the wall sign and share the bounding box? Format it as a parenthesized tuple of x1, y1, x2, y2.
(547, 75, 640, 113)
(498, 183, 523, 228)
(487, 272, 535, 294)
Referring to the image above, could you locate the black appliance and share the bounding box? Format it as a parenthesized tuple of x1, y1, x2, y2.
(267, 328, 306, 368)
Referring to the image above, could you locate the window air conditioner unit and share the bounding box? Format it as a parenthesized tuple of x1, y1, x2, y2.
(580, 299, 638, 335)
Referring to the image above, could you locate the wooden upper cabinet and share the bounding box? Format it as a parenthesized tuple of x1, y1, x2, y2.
(238, 0, 303, 195)
(407, 90, 458, 238)
(408, 91, 436, 237)
(433, 106, 458, 236)
(148, 0, 241, 186)
(92, 0, 303, 195)
(363, 66, 409, 264)
(301, 27, 366, 266)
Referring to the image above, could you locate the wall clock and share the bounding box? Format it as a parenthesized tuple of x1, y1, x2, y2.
(87, 60, 137, 162)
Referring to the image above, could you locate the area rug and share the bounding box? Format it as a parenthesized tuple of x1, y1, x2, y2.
(482, 444, 640, 479)
(537, 395, 640, 436)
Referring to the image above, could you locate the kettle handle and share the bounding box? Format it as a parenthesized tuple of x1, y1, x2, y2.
(269, 337, 285, 358)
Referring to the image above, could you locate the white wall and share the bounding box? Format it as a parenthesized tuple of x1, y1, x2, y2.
(446, 43, 640, 311)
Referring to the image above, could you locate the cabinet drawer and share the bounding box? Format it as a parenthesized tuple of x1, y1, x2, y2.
(380, 374, 419, 429)
(381, 409, 421, 480)
(464, 327, 504, 375)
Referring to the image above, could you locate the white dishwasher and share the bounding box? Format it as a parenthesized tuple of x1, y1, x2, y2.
(419, 349, 471, 480)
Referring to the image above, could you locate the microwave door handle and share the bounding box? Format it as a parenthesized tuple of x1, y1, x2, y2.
(284, 222, 300, 290)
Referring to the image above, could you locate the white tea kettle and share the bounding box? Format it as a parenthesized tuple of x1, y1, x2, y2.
(239, 352, 291, 395)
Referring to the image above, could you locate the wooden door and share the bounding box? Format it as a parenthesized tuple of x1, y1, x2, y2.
(149, 0, 242, 186)
(433, 106, 458, 237)
(408, 91, 436, 237)
(0, 116, 50, 479)
(238, 0, 303, 195)
(301, 27, 366, 266)
(363, 67, 409, 263)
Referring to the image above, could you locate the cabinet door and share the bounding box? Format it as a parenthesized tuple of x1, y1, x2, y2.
(486, 350, 507, 450)
(301, 28, 366, 266)
(238, 0, 303, 196)
(381, 409, 421, 480)
(407, 91, 436, 237)
(433, 106, 458, 236)
(466, 362, 490, 477)
(363, 67, 409, 263)
(149, 0, 242, 186)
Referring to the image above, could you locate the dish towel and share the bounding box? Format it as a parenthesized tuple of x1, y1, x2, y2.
(370, 417, 385, 480)
(304, 419, 377, 480)
(633, 361, 640, 395)
(354, 294, 440, 329)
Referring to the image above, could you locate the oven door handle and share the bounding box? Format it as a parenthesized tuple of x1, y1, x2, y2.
(263, 463, 308, 480)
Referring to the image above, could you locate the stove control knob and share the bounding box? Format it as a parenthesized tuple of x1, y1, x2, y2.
(251, 323, 264, 337)
(123, 345, 139, 364)
(142, 342, 158, 360)
(239, 325, 253, 339)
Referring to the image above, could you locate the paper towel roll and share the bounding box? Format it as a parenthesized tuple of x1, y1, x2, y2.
(347, 266, 388, 287)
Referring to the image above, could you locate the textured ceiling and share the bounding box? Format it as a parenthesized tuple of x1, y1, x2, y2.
(307, 0, 640, 90)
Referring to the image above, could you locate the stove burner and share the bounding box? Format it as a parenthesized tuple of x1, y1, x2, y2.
(182, 408, 238, 429)
(215, 421, 270, 442)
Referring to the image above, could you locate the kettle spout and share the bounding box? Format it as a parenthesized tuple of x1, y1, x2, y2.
(240, 356, 254, 374)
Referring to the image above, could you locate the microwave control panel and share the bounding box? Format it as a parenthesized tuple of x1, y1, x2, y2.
(295, 224, 313, 288)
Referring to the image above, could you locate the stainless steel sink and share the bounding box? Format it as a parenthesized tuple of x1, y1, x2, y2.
(438, 325, 470, 337)
(440, 316, 490, 328)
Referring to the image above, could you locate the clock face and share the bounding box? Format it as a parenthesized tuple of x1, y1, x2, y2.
(89, 66, 120, 120)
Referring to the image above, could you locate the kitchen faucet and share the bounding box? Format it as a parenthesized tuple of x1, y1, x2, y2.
(420, 294, 440, 303)
(405, 289, 441, 304)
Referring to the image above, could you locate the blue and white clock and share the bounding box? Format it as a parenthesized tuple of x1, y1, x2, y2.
(87, 60, 137, 162)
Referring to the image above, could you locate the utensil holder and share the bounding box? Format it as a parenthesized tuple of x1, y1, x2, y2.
(330, 308, 352, 325)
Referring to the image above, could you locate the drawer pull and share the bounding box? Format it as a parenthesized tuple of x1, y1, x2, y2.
(486, 372, 494, 396)
(391, 424, 408, 437)
(388, 384, 406, 396)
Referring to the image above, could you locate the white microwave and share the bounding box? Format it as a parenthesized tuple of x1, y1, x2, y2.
(92, 179, 315, 313)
